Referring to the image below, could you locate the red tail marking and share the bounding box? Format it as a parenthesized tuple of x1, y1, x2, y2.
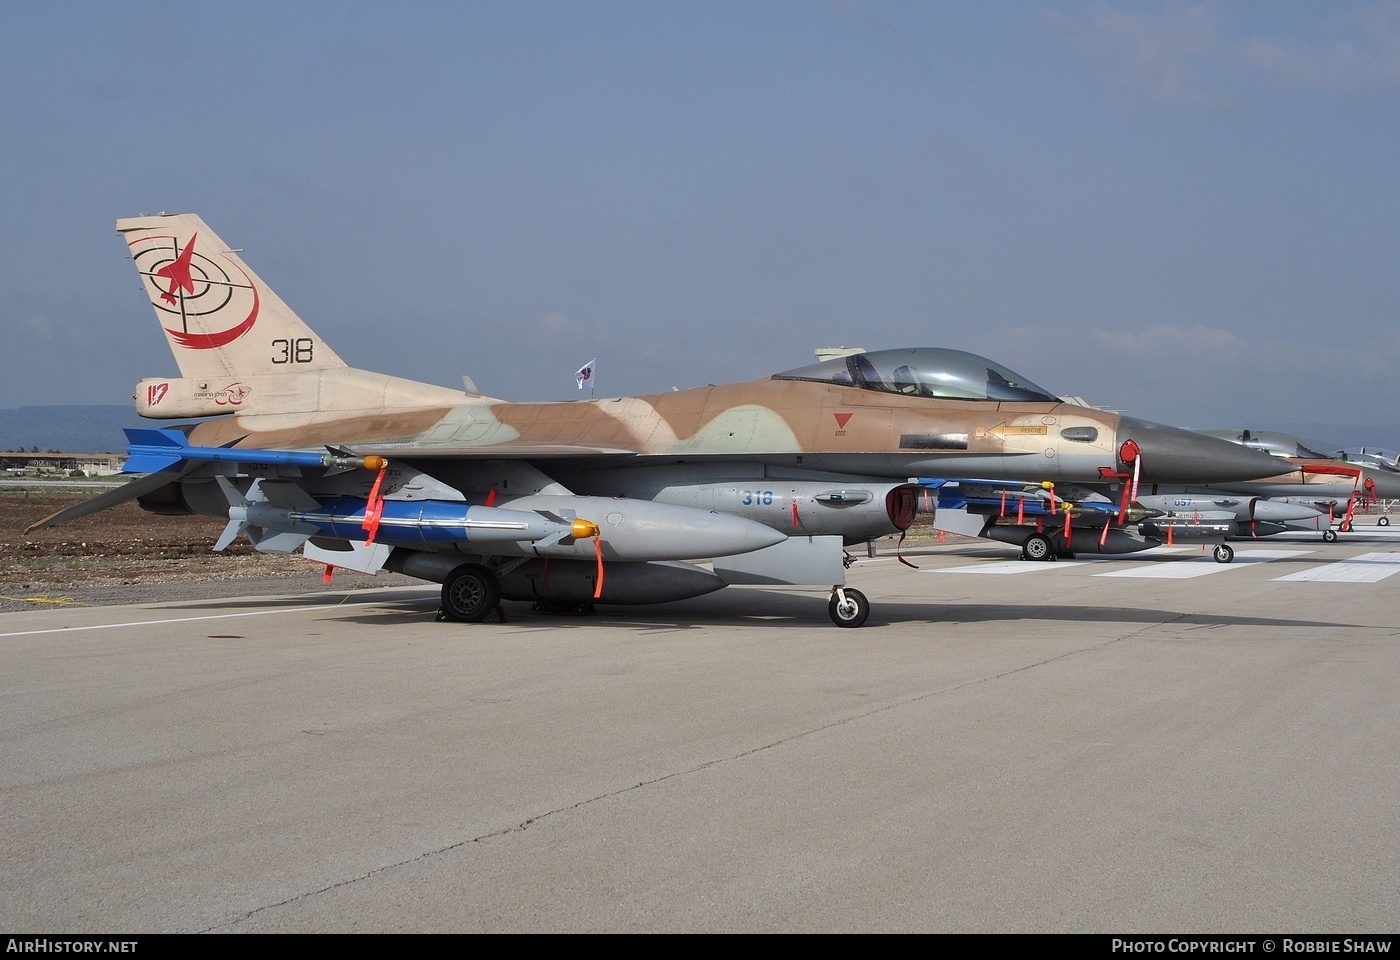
(156, 233, 198, 305)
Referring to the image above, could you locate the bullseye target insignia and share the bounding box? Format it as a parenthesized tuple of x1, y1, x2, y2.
(129, 233, 260, 349)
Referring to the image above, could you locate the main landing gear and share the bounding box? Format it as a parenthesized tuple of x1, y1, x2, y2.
(1213, 543, 1234, 564)
(1021, 533, 1055, 562)
(437, 562, 876, 628)
(439, 563, 502, 622)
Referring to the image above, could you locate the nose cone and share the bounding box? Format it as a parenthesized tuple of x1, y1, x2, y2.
(1117, 416, 1285, 484)
(1362, 467, 1400, 501)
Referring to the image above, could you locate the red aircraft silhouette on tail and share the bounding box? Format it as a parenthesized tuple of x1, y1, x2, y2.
(155, 233, 198, 305)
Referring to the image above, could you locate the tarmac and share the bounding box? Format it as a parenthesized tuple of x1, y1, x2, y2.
(3, 522, 1399, 932)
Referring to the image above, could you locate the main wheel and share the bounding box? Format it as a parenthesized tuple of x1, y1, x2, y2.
(1379, 516, 1390, 526)
(1023, 533, 1054, 562)
(441, 563, 501, 622)
(1213, 543, 1234, 564)
(828, 587, 870, 628)
(1323, 529, 1338, 543)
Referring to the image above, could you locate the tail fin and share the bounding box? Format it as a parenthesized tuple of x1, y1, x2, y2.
(118, 214, 346, 380)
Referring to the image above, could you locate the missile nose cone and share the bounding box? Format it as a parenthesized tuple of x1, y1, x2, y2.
(1117, 417, 1284, 484)
(1124, 502, 1164, 523)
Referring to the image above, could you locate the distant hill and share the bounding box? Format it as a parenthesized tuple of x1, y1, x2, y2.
(0, 405, 153, 454)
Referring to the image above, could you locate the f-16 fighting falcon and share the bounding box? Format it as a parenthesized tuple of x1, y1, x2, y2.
(30, 214, 1288, 626)
(931, 427, 1400, 565)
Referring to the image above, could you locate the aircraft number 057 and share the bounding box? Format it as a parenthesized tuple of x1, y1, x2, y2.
(272, 338, 314, 364)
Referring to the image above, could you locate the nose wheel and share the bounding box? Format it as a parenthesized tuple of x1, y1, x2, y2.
(828, 587, 870, 628)
(1213, 543, 1234, 564)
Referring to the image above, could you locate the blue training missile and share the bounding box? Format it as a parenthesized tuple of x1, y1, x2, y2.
(124, 427, 386, 475)
(215, 478, 599, 553)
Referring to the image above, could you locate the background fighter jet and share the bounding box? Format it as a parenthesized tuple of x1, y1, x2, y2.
(936, 426, 1400, 565)
(31, 214, 1287, 626)
(1180, 429, 1400, 535)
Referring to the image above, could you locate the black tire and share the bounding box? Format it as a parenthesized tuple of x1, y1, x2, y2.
(1213, 543, 1234, 564)
(1023, 533, 1053, 562)
(1379, 516, 1390, 527)
(441, 563, 501, 622)
(828, 587, 870, 628)
(1323, 529, 1338, 543)
(1340, 520, 1353, 533)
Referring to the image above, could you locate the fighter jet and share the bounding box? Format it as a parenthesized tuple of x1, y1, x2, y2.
(29, 214, 1287, 626)
(1179, 429, 1400, 535)
(940, 426, 1400, 565)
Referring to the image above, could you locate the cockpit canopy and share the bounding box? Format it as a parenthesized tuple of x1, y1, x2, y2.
(1340, 447, 1400, 473)
(772, 348, 1060, 403)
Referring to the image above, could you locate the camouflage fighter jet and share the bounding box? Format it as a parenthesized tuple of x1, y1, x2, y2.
(30, 214, 1287, 626)
(936, 427, 1400, 565)
(1171, 429, 1400, 536)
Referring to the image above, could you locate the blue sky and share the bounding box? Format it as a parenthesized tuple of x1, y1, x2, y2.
(2, 1, 1398, 438)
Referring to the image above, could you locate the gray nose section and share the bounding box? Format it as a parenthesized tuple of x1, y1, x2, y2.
(1118, 417, 1285, 484)
(1361, 468, 1400, 501)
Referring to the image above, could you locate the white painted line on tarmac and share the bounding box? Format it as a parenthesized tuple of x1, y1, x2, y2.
(1272, 552, 1400, 583)
(0, 593, 431, 639)
(1094, 549, 1311, 580)
(930, 561, 1087, 575)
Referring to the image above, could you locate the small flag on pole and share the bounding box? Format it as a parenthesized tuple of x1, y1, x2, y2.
(575, 359, 596, 391)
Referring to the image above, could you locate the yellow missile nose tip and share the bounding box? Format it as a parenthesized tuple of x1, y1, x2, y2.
(1040, 481, 1055, 490)
(572, 519, 600, 540)
(363, 456, 389, 471)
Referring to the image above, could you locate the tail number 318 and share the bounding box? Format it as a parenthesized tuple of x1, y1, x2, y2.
(272, 338, 314, 364)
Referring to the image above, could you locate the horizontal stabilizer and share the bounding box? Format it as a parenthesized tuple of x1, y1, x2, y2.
(25, 465, 196, 533)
